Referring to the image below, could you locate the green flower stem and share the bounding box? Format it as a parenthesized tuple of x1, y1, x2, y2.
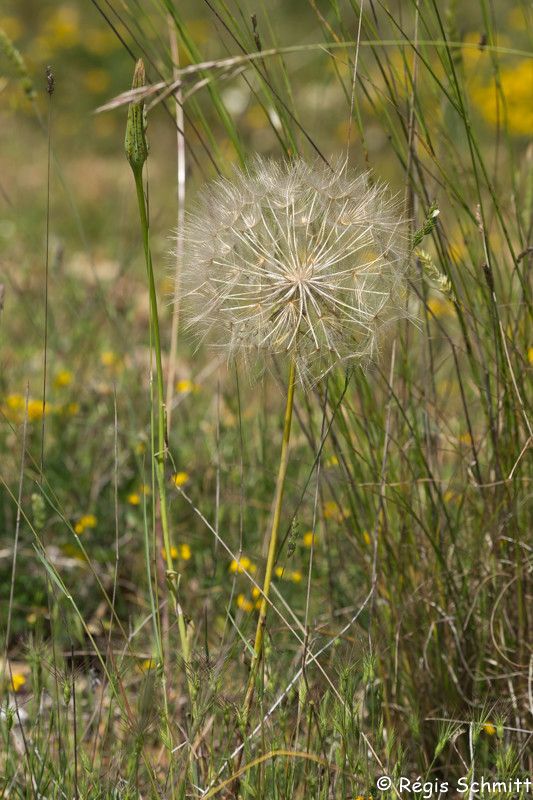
(243, 357, 297, 720)
(126, 60, 194, 716)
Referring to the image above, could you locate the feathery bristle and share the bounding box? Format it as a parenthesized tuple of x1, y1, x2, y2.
(179, 157, 410, 384)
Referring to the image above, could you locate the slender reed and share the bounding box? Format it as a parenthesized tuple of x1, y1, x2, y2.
(125, 59, 194, 715)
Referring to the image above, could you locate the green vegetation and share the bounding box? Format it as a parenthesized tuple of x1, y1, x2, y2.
(0, 0, 531, 797)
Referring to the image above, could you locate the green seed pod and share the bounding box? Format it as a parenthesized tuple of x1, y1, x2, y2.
(124, 59, 148, 175)
(287, 517, 299, 558)
(31, 492, 46, 531)
(5, 706, 14, 734)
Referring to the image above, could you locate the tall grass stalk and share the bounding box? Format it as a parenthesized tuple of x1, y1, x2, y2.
(243, 358, 296, 722)
(124, 59, 194, 719)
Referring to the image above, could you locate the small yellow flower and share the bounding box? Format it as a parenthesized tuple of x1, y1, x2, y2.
(172, 471, 189, 487)
(75, 514, 97, 534)
(138, 658, 157, 673)
(127, 493, 140, 506)
(323, 501, 349, 522)
(363, 530, 372, 546)
(10, 673, 26, 692)
(54, 369, 73, 388)
(483, 722, 496, 736)
(176, 379, 196, 394)
(27, 399, 48, 421)
(528, 347, 533, 365)
(470, 59, 533, 136)
(303, 530, 316, 547)
(229, 555, 255, 574)
(290, 570, 303, 583)
(252, 586, 261, 599)
(100, 350, 119, 368)
(180, 543, 192, 561)
(326, 455, 339, 467)
(161, 546, 179, 561)
(236, 594, 254, 613)
(5, 393, 25, 411)
(274, 566, 284, 578)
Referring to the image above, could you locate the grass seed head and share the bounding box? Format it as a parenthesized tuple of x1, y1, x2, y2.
(180, 156, 410, 384)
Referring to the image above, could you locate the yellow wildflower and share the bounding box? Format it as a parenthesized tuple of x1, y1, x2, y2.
(127, 493, 140, 506)
(470, 59, 533, 136)
(138, 658, 157, 673)
(54, 369, 73, 388)
(290, 570, 303, 583)
(176, 379, 200, 394)
(161, 544, 191, 561)
(74, 514, 97, 534)
(252, 586, 261, 599)
(5, 393, 25, 412)
(303, 530, 316, 547)
(275, 566, 284, 578)
(172, 471, 189, 487)
(236, 594, 254, 613)
(28, 399, 49, 421)
(10, 673, 26, 692)
(483, 722, 496, 736)
(229, 555, 255, 574)
(363, 530, 372, 546)
(528, 347, 533, 365)
(323, 501, 349, 522)
(100, 350, 119, 367)
(3, 394, 25, 422)
(161, 546, 179, 561)
(326, 455, 339, 468)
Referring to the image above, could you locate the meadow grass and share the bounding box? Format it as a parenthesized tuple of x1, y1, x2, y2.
(0, 0, 532, 797)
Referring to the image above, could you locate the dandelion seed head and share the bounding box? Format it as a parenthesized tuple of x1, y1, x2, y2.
(180, 157, 410, 384)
